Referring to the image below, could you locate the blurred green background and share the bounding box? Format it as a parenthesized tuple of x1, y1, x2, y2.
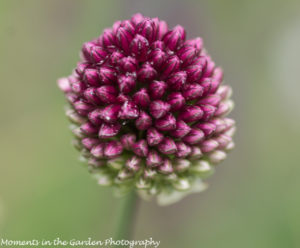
(1, 0, 300, 247)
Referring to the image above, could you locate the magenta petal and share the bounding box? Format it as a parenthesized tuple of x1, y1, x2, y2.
(98, 122, 121, 138)
(166, 71, 187, 90)
(163, 25, 186, 51)
(146, 150, 163, 167)
(100, 28, 116, 48)
(120, 133, 136, 150)
(99, 104, 121, 123)
(80, 122, 98, 135)
(155, 113, 176, 131)
(104, 141, 123, 158)
(136, 18, 158, 42)
(96, 85, 118, 104)
(194, 122, 216, 136)
(83, 87, 101, 105)
(158, 159, 174, 174)
(110, 51, 125, 65)
(148, 80, 167, 99)
(177, 45, 200, 67)
(91, 143, 105, 158)
(83, 68, 99, 86)
(131, 13, 145, 26)
(158, 137, 177, 155)
(98, 66, 117, 85)
(182, 83, 203, 100)
(137, 63, 157, 82)
(132, 139, 149, 157)
(149, 100, 170, 119)
(149, 49, 166, 69)
(170, 120, 191, 138)
(130, 34, 149, 61)
(118, 100, 139, 119)
(81, 138, 99, 150)
(88, 108, 102, 126)
(73, 101, 93, 116)
(135, 111, 152, 130)
(132, 88, 150, 109)
(118, 56, 138, 72)
(167, 92, 185, 111)
(117, 74, 136, 94)
(179, 105, 204, 123)
(200, 139, 219, 153)
(71, 80, 86, 94)
(200, 104, 216, 121)
(182, 128, 205, 145)
(176, 142, 192, 158)
(197, 94, 221, 107)
(186, 65, 203, 83)
(161, 55, 180, 78)
(157, 20, 168, 40)
(184, 37, 203, 50)
(146, 128, 164, 146)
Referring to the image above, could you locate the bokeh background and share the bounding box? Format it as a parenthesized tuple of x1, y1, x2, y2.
(1, 0, 300, 247)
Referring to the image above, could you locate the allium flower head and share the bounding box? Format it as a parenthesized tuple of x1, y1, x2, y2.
(58, 13, 235, 205)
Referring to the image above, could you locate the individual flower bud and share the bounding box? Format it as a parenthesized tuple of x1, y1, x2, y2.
(90, 46, 108, 64)
(182, 83, 203, 100)
(163, 25, 186, 51)
(120, 133, 136, 150)
(200, 104, 216, 121)
(115, 26, 134, 54)
(98, 66, 117, 85)
(215, 134, 232, 149)
(96, 85, 118, 104)
(170, 120, 191, 138)
(200, 78, 213, 96)
(81, 42, 94, 61)
(132, 88, 150, 109)
(186, 65, 203, 82)
(176, 142, 192, 158)
(71, 126, 84, 138)
(83, 87, 102, 105)
(196, 94, 221, 107)
(98, 104, 121, 123)
(210, 118, 227, 133)
(200, 139, 219, 153)
(183, 128, 205, 145)
(158, 137, 177, 155)
(216, 85, 232, 100)
(101, 28, 116, 48)
(166, 71, 187, 90)
(209, 150, 227, 164)
(179, 105, 204, 123)
(132, 139, 149, 157)
(214, 100, 234, 117)
(107, 157, 125, 170)
(137, 63, 157, 82)
(202, 57, 215, 78)
(57, 77, 72, 93)
(75, 62, 90, 76)
(195, 122, 216, 136)
(135, 111, 152, 130)
(104, 141, 123, 158)
(116, 94, 130, 104)
(136, 18, 158, 42)
(66, 109, 86, 124)
(130, 34, 149, 61)
(146, 150, 163, 167)
(225, 141, 235, 151)
(167, 92, 185, 111)
(80, 122, 98, 135)
(117, 74, 136, 94)
(173, 159, 191, 172)
(157, 20, 168, 40)
(88, 108, 102, 125)
(185, 37, 203, 50)
(131, 13, 144, 26)
(81, 138, 99, 150)
(126, 156, 141, 171)
(118, 56, 138, 72)
(71, 80, 86, 94)
(118, 100, 139, 119)
(88, 157, 105, 168)
(212, 67, 223, 83)
(177, 45, 200, 67)
(90, 143, 105, 158)
(189, 146, 203, 159)
(149, 49, 166, 69)
(149, 100, 170, 119)
(151, 40, 165, 50)
(73, 101, 93, 116)
(146, 127, 164, 146)
(161, 55, 180, 78)
(158, 159, 173, 174)
(98, 122, 121, 138)
(83, 68, 99, 86)
(172, 178, 191, 191)
(148, 80, 167, 99)
(155, 113, 176, 131)
(191, 160, 212, 175)
(110, 51, 125, 65)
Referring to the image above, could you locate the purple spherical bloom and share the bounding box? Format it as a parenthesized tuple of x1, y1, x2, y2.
(58, 13, 235, 204)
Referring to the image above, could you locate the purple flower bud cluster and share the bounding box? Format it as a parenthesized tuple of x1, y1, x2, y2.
(58, 13, 235, 202)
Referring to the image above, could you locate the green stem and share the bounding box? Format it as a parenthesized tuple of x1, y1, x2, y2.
(114, 190, 139, 244)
